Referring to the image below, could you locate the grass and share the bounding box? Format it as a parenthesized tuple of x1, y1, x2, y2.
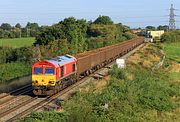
(163, 42, 180, 62)
(162, 42, 180, 83)
(170, 72, 180, 82)
(0, 37, 35, 48)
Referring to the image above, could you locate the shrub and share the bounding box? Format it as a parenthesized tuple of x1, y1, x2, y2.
(17, 111, 68, 122)
(0, 62, 31, 83)
(161, 30, 180, 42)
(109, 65, 126, 80)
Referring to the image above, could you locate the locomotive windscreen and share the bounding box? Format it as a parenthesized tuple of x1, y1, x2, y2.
(34, 67, 43, 74)
(45, 68, 54, 74)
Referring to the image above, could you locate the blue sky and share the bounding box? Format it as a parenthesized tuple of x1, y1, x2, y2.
(0, 0, 179, 28)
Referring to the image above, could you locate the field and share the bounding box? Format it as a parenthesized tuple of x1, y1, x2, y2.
(0, 37, 35, 48)
(163, 42, 180, 62)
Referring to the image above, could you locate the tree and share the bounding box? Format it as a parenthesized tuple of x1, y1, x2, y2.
(60, 17, 87, 53)
(35, 25, 65, 45)
(157, 25, 169, 31)
(26, 22, 39, 29)
(26, 22, 40, 37)
(1, 23, 12, 30)
(10, 28, 21, 38)
(146, 26, 156, 31)
(0, 29, 4, 38)
(36, 17, 88, 53)
(94, 15, 113, 25)
(122, 25, 130, 33)
(15, 23, 21, 29)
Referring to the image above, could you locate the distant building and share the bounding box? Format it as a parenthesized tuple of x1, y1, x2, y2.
(147, 30, 165, 39)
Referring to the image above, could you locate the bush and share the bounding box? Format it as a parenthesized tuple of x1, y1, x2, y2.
(0, 46, 33, 64)
(123, 32, 135, 40)
(161, 30, 180, 42)
(17, 111, 68, 122)
(109, 65, 126, 80)
(0, 46, 13, 64)
(0, 62, 31, 83)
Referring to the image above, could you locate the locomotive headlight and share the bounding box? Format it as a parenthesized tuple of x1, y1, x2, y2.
(49, 81, 54, 84)
(32, 80, 38, 85)
(32, 80, 38, 83)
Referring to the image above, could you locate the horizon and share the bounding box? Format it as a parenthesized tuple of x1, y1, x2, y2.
(0, 0, 179, 28)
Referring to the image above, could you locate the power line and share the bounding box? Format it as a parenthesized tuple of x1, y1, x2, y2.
(169, 4, 176, 30)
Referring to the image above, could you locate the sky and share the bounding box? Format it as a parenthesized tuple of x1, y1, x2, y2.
(0, 0, 179, 28)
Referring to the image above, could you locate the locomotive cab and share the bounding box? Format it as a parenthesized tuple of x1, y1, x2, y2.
(32, 66, 56, 87)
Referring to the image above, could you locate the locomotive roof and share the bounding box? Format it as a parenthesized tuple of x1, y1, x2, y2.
(47, 55, 77, 66)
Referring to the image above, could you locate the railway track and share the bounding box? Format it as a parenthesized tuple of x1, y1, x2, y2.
(0, 84, 33, 109)
(0, 87, 33, 108)
(0, 84, 33, 121)
(0, 40, 144, 122)
(1, 74, 97, 122)
(0, 58, 116, 122)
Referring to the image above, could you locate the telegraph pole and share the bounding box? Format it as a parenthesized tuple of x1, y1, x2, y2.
(19, 29, 22, 38)
(27, 27, 30, 37)
(169, 4, 176, 30)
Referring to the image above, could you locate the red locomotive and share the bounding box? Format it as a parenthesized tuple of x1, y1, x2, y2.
(32, 55, 77, 95)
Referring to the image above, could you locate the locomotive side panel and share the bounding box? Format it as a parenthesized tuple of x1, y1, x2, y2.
(62, 62, 76, 77)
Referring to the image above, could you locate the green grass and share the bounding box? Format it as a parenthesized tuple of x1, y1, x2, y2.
(163, 42, 180, 62)
(170, 72, 180, 81)
(0, 37, 35, 48)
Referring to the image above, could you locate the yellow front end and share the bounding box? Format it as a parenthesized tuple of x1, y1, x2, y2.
(32, 74, 56, 87)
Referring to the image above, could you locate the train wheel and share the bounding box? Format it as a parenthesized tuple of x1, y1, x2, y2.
(85, 70, 89, 76)
(89, 70, 93, 74)
(97, 65, 100, 69)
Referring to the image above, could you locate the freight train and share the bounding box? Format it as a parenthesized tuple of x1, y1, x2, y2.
(32, 37, 144, 95)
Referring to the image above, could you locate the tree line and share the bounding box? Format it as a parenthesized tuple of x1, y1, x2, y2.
(35, 16, 134, 54)
(145, 25, 169, 31)
(0, 22, 40, 38)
